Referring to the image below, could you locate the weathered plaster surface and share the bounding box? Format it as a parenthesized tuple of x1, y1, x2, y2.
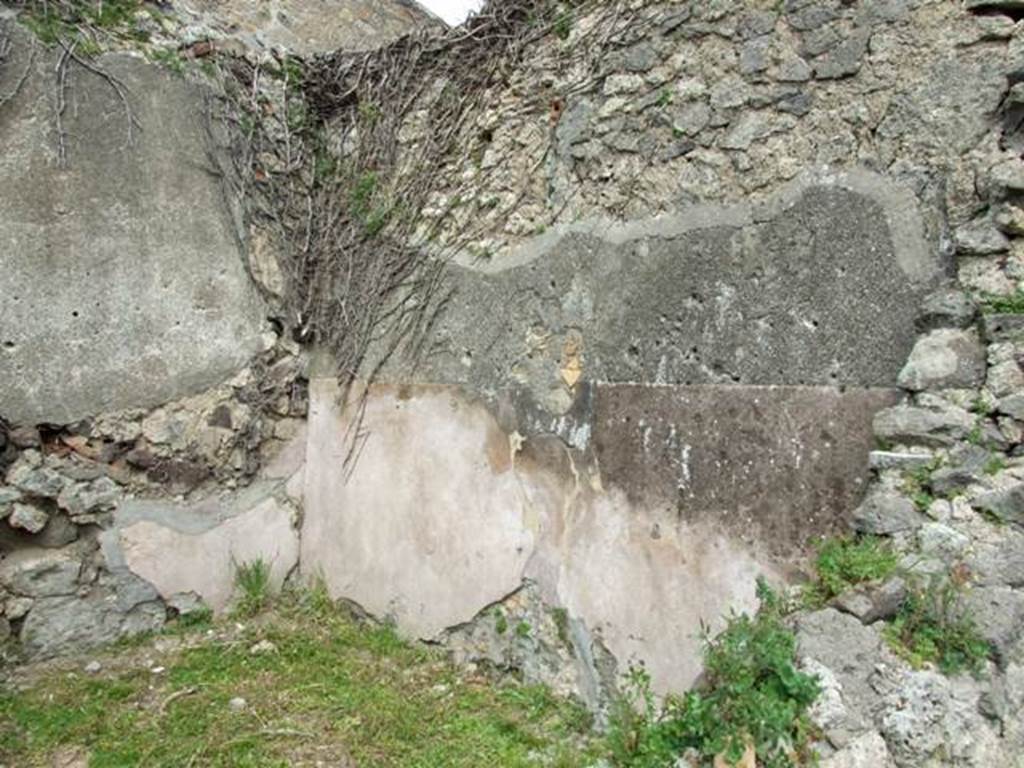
(102, 484, 299, 612)
(0, 26, 265, 424)
(301, 379, 883, 693)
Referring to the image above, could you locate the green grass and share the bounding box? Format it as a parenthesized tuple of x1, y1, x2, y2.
(232, 558, 272, 618)
(21, 0, 147, 50)
(903, 459, 941, 512)
(883, 578, 991, 675)
(608, 580, 819, 768)
(980, 291, 1024, 315)
(802, 535, 899, 607)
(0, 593, 602, 767)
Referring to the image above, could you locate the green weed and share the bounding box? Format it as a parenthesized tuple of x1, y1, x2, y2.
(980, 291, 1024, 315)
(608, 579, 819, 767)
(883, 578, 991, 675)
(803, 535, 899, 607)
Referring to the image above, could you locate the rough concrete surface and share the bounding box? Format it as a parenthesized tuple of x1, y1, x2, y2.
(409, 172, 940, 399)
(0, 25, 264, 425)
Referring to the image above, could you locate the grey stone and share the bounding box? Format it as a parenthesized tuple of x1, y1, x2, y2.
(738, 10, 778, 39)
(998, 392, 1024, 420)
(720, 112, 775, 150)
(0, 28, 265, 424)
(878, 669, 978, 767)
(787, 3, 840, 31)
(851, 488, 924, 534)
(982, 160, 1024, 202)
(619, 42, 659, 73)
(994, 202, 1024, 236)
(57, 477, 121, 518)
(5, 458, 67, 499)
(929, 444, 989, 496)
(986, 359, 1024, 398)
(7, 502, 48, 534)
(669, 102, 710, 136)
(820, 731, 895, 768)
(962, 586, 1024, 665)
(776, 89, 813, 116)
(868, 451, 935, 471)
(84, 660, 102, 674)
(0, 549, 80, 598)
(739, 37, 771, 76)
(796, 608, 883, 730)
(833, 577, 907, 624)
(965, 0, 1024, 11)
(34, 514, 79, 549)
(954, 219, 1011, 256)
(896, 329, 986, 391)
(873, 404, 975, 448)
(813, 29, 870, 80)
(973, 484, 1024, 526)
(776, 55, 813, 82)
(19, 593, 164, 659)
(167, 591, 209, 618)
(915, 288, 977, 332)
(982, 314, 1024, 344)
(968, 532, 1024, 587)
(917, 522, 970, 562)
(229, 697, 247, 712)
(3, 595, 33, 620)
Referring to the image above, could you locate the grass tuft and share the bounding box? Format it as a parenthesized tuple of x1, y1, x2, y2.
(232, 558, 272, 618)
(802, 535, 899, 607)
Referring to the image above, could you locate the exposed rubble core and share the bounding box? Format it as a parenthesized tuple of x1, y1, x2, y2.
(2, 0, 1024, 765)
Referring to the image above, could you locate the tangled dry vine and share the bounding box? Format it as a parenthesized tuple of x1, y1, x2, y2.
(220, 0, 663, 417)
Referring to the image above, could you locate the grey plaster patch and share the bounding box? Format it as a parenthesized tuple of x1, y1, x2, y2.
(408, 169, 939, 401)
(0, 27, 264, 424)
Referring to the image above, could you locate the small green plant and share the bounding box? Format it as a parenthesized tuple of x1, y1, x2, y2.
(148, 47, 186, 74)
(553, 10, 573, 40)
(232, 558, 272, 617)
(803, 535, 899, 607)
(883, 577, 991, 675)
(980, 291, 1024, 315)
(515, 621, 532, 639)
(657, 88, 673, 108)
(493, 608, 508, 635)
(967, 423, 985, 446)
(903, 459, 940, 512)
(984, 454, 1007, 476)
(609, 579, 820, 767)
(971, 395, 994, 417)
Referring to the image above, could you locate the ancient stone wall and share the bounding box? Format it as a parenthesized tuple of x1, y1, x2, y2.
(2, 1, 1024, 765)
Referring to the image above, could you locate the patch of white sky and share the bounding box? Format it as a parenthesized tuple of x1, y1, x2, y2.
(417, 0, 485, 26)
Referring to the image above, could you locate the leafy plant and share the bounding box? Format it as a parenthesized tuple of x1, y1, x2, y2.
(984, 454, 1007, 476)
(609, 580, 820, 767)
(803, 535, 899, 607)
(232, 558, 272, 617)
(883, 577, 991, 675)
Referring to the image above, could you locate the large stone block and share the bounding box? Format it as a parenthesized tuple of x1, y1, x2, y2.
(0, 24, 264, 424)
